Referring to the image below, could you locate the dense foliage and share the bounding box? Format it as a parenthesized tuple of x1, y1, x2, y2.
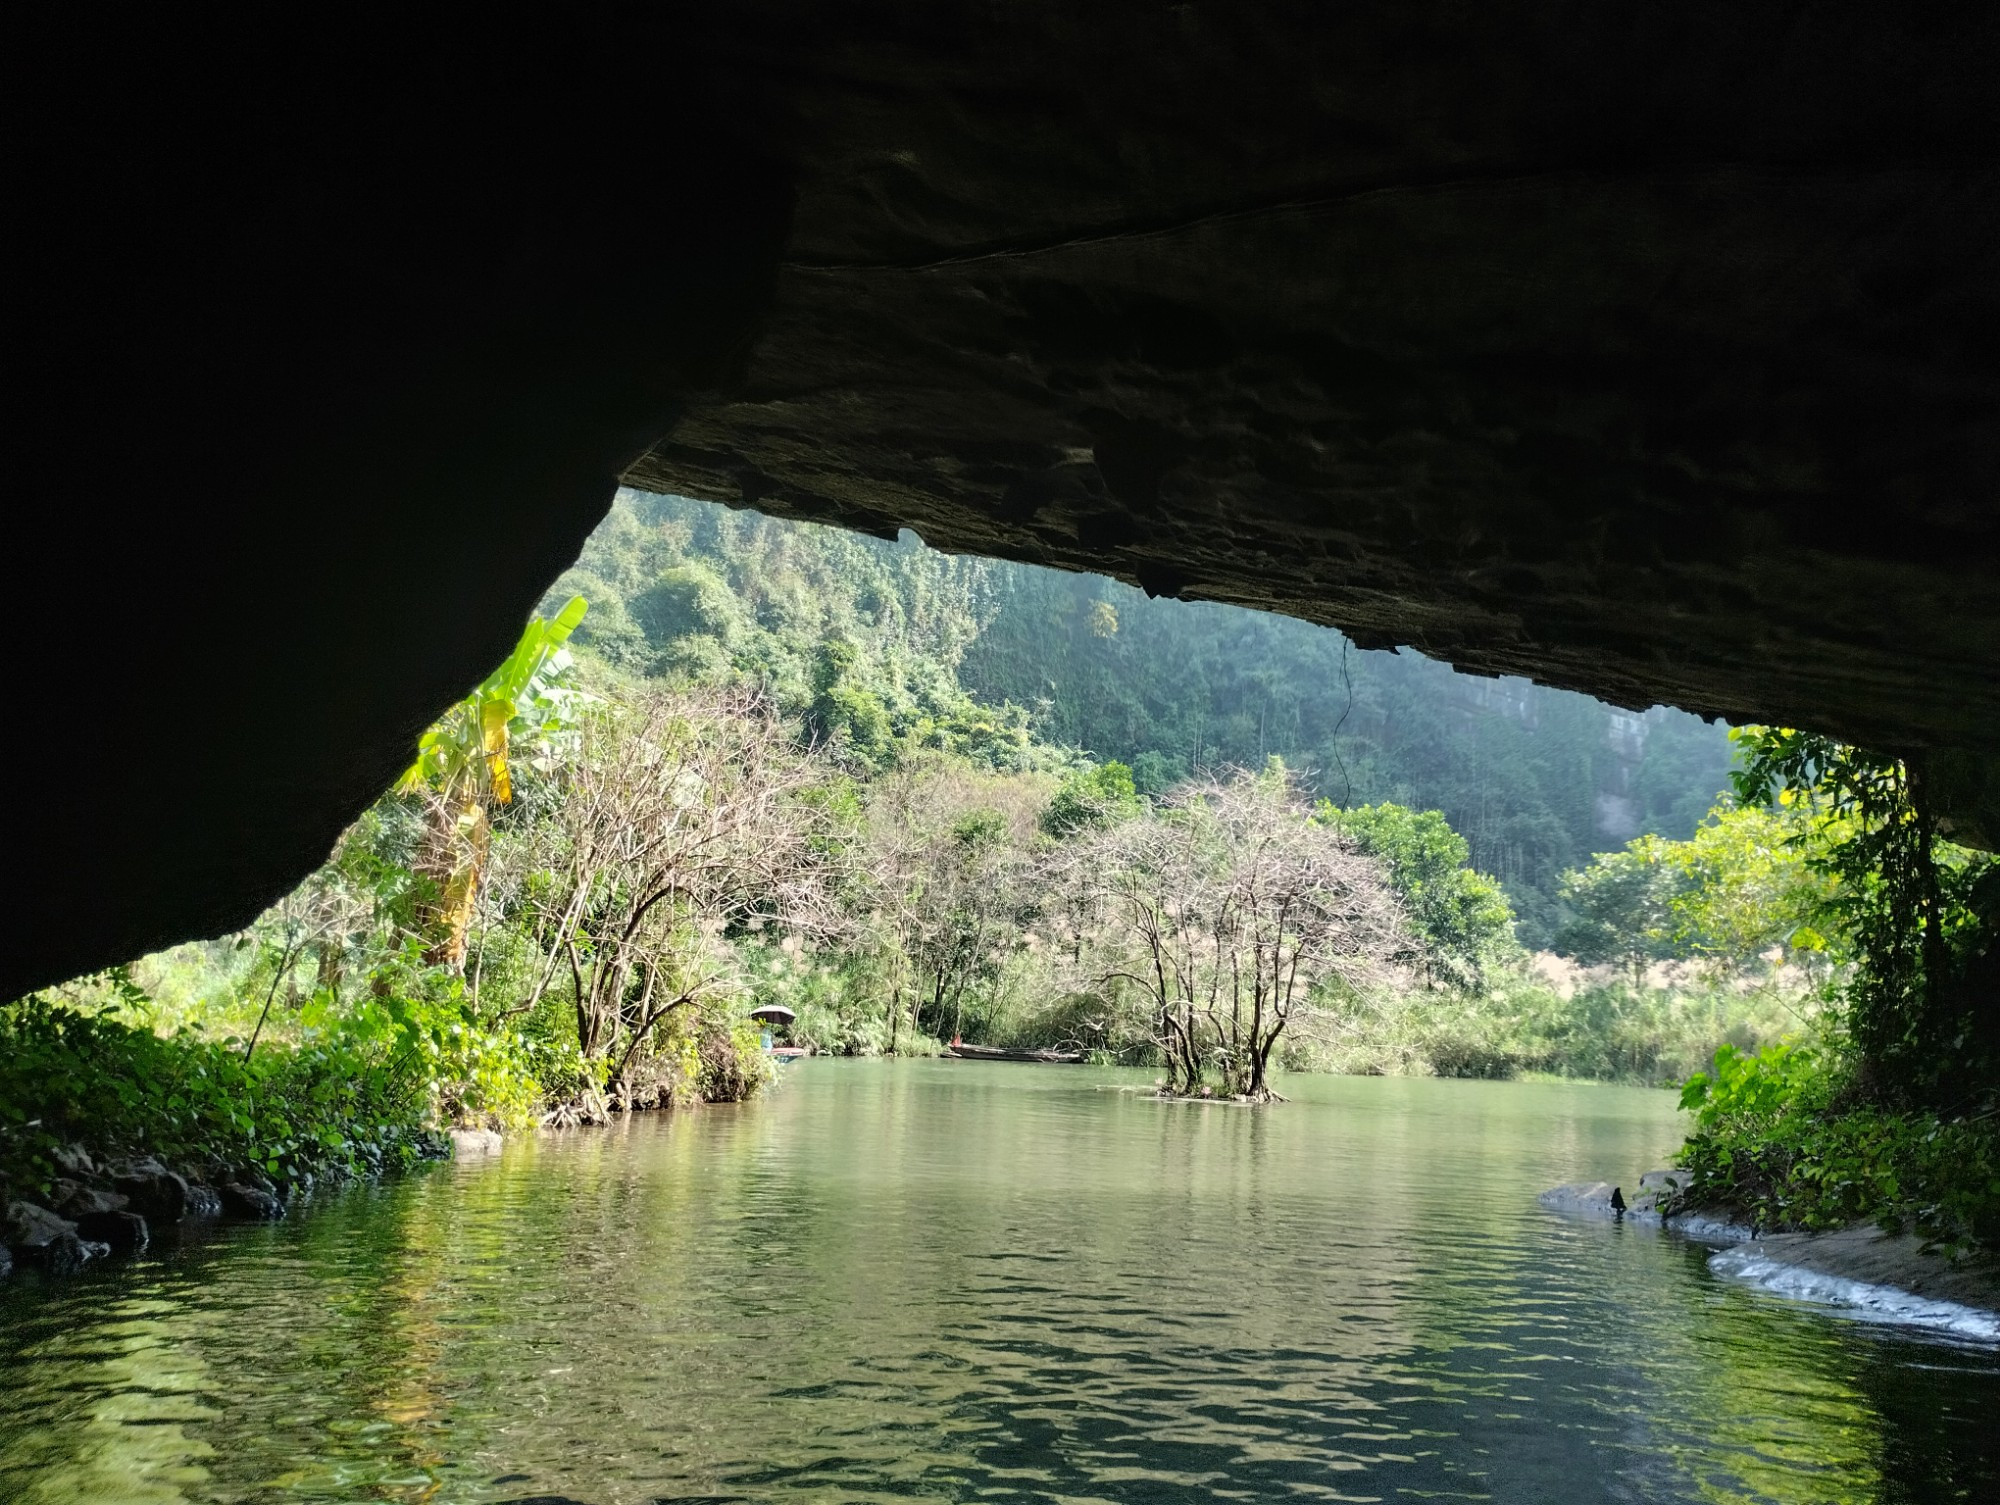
(1319, 803, 1515, 991)
(1553, 803, 1832, 975)
(1728, 730, 2000, 1107)
(0, 970, 512, 1198)
(480, 688, 822, 1116)
(5, 493, 1850, 1207)
(549, 491, 1736, 942)
(1678, 1043, 2000, 1249)
(545, 493, 1062, 776)
(1657, 730, 2000, 1244)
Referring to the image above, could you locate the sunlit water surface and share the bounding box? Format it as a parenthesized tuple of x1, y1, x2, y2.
(3, 1063, 1997, 1504)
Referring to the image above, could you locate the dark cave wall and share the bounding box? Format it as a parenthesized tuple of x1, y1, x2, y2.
(5, 3, 1999, 998)
(4, 12, 795, 999)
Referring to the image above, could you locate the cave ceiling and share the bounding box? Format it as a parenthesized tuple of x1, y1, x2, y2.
(6, 5, 1999, 998)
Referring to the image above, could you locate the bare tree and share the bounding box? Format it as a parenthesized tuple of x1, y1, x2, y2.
(1060, 767, 1404, 1101)
(852, 759, 1048, 1048)
(237, 869, 374, 1060)
(509, 688, 835, 1114)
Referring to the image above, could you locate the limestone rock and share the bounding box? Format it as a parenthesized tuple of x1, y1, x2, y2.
(112, 1163, 190, 1225)
(74, 1209, 148, 1252)
(1718, 1225, 2000, 1316)
(184, 1184, 223, 1221)
(1630, 1168, 1691, 1215)
(50, 1143, 95, 1178)
(51, 1179, 128, 1219)
(5, 1199, 76, 1248)
(1667, 1210, 1757, 1245)
(449, 1128, 504, 1160)
(1539, 1182, 1624, 1216)
(220, 1183, 284, 1221)
(1542, 1173, 1753, 1243)
(32, 1234, 102, 1276)
(8, 8, 2000, 1006)
(5, 1200, 102, 1275)
(232, 1167, 278, 1195)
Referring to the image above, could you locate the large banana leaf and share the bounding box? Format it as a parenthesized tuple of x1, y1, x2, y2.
(396, 597, 588, 804)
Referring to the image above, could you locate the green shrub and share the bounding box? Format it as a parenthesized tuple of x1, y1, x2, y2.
(1318, 802, 1516, 991)
(630, 562, 744, 647)
(696, 1018, 776, 1103)
(1413, 997, 1521, 1079)
(1, 995, 420, 1195)
(1678, 1041, 2000, 1247)
(991, 989, 1133, 1057)
(0, 975, 545, 1196)
(1511, 979, 1766, 1085)
(1041, 762, 1139, 838)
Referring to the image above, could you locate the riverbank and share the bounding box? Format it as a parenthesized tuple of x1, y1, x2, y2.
(2, 1132, 452, 1278)
(1714, 1227, 2000, 1338)
(1541, 1174, 2000, 1336)
(0, 983, 779, 1282)
(0, 989, 482, 1278)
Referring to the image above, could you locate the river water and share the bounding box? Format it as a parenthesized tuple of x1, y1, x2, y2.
(2, 1061, 1996, 1504)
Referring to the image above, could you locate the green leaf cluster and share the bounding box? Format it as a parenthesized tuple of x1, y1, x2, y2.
(1041, 761, 1140, 837)
(1318, 802, 1515, 990)
(1552, 801, 1828, 974)
(398, 595, 588, 805)
(1728, 727, 1999, 1106)
(1677, 1042, 2000, 1248)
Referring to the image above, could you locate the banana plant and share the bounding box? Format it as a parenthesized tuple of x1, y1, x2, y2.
(398, 596, 588, 966)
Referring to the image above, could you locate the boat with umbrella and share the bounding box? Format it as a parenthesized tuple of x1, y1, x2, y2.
(748, 1003, 808, 1062)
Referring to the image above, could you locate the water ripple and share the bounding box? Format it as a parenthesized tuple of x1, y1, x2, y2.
(3, 1065, 1998, 1503)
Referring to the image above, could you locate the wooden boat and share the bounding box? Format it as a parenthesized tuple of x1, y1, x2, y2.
(766, 1045, 810, 1063)
(946, 1043, 1084, 1064)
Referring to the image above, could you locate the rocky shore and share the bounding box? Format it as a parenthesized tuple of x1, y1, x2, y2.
(1712, 1228, 2000, 1338)
(1539, 1170, 1755, 1243)
(2, 1133, 455, 1280)
(1542, 1171, 2000, 1337)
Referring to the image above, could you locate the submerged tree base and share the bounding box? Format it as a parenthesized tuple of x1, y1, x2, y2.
(1153, 1086, 1288, 1106)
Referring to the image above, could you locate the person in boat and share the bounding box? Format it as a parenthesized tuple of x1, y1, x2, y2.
(749, 1003, 797, 1052)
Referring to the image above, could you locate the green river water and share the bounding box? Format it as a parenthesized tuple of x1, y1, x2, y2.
(2, 1061, 1996, 1504)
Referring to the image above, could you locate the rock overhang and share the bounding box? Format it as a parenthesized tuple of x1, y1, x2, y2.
(632, 0, 2000, 835)
(5, 4, 1998, 998)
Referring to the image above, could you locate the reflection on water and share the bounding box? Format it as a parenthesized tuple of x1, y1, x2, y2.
(2, 1063, 1996, 1503)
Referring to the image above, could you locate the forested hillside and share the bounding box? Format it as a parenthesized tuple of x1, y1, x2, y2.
(546, 489, 1734, 941)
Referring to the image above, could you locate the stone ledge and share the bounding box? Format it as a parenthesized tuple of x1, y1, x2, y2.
(1539, 1176, 1753, 1243)
(449, 1128, 504, 1160)
(1714, 1225, 2000, 1335)
(1543, 1177, 2000, 1336)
